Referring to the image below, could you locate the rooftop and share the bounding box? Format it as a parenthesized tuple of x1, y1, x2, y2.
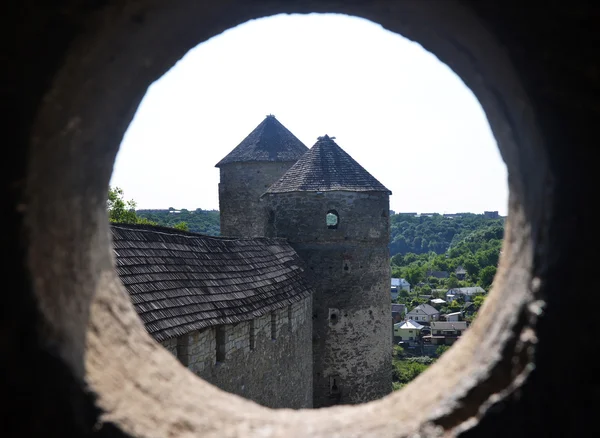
(264, 135, 391, 194)
(394, 319, 424, 330)
(408, 303, 440, 315)
(215, 115, 308, 167)
(111, 223, 313, 341)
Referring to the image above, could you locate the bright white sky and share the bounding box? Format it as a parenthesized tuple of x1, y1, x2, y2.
(111, 13, 508, 215)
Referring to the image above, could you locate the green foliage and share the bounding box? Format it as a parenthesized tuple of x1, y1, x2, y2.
(390, 213, 504, 256)
(436, 345, 451, 357)
(393, 358, 429, 385)
(479, 265, 497, 289)
(446, 273, 460, 289)
(449, 299, 462, 310)
(393, 345, 405, 357)
(173, 222, 190, 231)
(405, 356, 435, 365)
(392, 381, 404, 391)
(390, 215, 503, 294)
(472, 294, 487, 309)
(108, 187, 157, 225)
(136, 208, 220, 235)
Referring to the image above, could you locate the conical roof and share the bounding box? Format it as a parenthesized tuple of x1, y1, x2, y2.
(215, 115, 308, 167)
(265, 135, 391, 194)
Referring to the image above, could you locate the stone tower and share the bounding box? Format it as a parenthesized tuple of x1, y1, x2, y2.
(215, 115, 308, 237)
(262, 135, 392, 407)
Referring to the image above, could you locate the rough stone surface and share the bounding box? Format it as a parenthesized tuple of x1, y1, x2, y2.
(7, 0, 598, 437)
(161, 297, 313, 409)
(265, 191, 392, 407)
(219, 162, 298, 237)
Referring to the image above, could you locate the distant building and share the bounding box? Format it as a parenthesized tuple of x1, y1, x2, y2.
(444, 311, 462, 321)
(426, 270, 449, 279)
(446, 286, 486, 302)
(484, 211, 500, 219)
(455, 266, 467, 280)
(430, 298, 446, 306)
(406, 303, 440, 323)
(394, 319, 424, 343)
(424, 321, 468, 345)
(391, 278, 411, 299)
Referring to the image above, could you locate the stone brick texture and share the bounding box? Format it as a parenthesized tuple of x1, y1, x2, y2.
(265, 191, 392, 407)
(162, 296, 313, 409)
(218, 162, 297, 237)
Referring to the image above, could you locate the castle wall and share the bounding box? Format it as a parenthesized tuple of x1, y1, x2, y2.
(264, 191, 392, 407)
(218, 161, 297, 237)
(161, 296, 313, 409)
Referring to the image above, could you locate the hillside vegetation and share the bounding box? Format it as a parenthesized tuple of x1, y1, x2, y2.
(136, 208, 220, 236)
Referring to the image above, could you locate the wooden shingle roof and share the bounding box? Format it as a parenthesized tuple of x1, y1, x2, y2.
(264, 135, 391, 194)
(215, 115, 308, 167)
(111, 223, 313, 341)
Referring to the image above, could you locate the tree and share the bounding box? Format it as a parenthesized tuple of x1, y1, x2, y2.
(107, 186, 156, 225)
(479, 266, 497, 289)
(446, 273, 460, 289)
(473, 294, 487, 310)
(174, 222, 190, 231)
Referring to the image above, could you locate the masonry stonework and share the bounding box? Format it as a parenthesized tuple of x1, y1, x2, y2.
(218, 162, 297, 237)
(264, 191, 392, 407)
(162, 296, 313, 409)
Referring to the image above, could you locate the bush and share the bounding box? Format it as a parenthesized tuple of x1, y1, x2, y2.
(393, 359, 429, 385)
(436, 345, 450, 357)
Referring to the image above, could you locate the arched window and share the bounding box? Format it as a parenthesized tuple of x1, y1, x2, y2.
(326, 210, 339, 229)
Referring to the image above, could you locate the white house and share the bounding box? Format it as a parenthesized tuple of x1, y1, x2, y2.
(406, 303, 440, 323)
(391, 278, 410, 300)
(444, 311, 462, 321)
(393, 319, 424, 342)
(446, 286, 486, 302)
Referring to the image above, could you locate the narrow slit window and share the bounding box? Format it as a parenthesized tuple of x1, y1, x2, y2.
(176, 334, 189, 367)
(271, 312, 277, 340)
(216, 326, 226, 363)
(326, 210, 339, 229)
(249, 319, 256, 351)
(288, 305, 293, 333)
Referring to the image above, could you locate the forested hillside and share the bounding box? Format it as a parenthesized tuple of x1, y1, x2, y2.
(390, 213, 504, 256)
(136, 208, 220, 236)
(391, 220, 504, 292)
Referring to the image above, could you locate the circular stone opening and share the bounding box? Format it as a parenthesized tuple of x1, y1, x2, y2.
(23, 1, 549, 436)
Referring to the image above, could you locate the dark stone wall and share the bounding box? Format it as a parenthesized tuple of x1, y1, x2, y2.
(218, 161, 298, 237)
(265, 191, 392, 407)
(165, 297, 313, 409)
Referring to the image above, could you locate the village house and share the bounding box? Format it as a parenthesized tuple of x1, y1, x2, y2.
(405, 303, 439, 324)
(443, 311, 462, 321)
(423, 321, 468, 346)
(455, 266, 467, 280)
(391, 278, 410, 301)
(446, 286, 486, 302)
(430, 298, 446, 308)
(393, 319, 424, 344)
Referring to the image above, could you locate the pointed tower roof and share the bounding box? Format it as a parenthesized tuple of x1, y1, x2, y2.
(215, 115, 308, 167)
(265, 135, 391, 194)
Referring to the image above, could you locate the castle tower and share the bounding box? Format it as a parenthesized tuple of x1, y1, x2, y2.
(262, 135, 392, 407)
(215, 115, 308, 237)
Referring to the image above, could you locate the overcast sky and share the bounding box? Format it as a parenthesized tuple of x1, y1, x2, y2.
(110, 13, 508, 215)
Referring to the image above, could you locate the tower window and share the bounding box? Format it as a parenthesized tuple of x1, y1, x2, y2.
(326, 210, 339, 229)
(271, 312, 277, 340)
(216, 326, 227, 363)
(329, 376, 341, 396)
(249, 319, 256, 351)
